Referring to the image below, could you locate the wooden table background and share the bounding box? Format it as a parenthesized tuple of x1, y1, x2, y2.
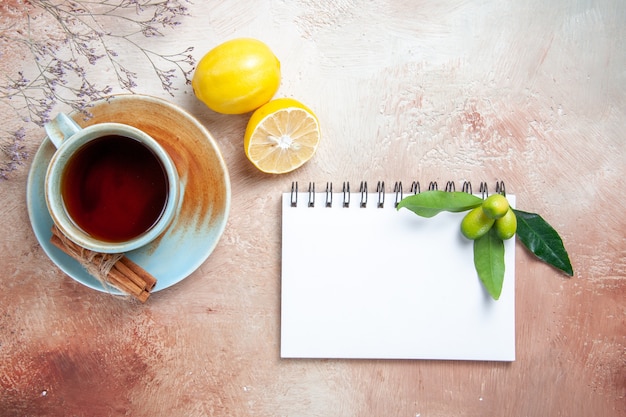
(1, 1, 624, 416)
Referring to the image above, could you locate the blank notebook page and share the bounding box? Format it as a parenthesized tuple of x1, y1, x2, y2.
(280, 190, 516, 361)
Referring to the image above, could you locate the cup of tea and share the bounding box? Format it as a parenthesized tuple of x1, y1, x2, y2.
(44, 113, 180, 253)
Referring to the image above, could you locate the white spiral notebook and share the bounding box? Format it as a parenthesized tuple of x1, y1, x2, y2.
(280, 181, 516, 361)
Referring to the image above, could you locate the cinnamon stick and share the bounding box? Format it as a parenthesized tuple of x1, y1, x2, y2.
(113, 261, 147, 292)
(50, 226, 157, 302)
(119, 257, 157, 291)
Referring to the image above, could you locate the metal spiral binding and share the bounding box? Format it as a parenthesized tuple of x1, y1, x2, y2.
(325, 182, 333, 207)
(394, 182, 403, 207)
(479, 182, 489, 199)
(495, 180, 506, 196)
(359, 181, 368, 208)
(289, 180, 506, 208)
(376, 181, 385, 208)
(308, 182, 315, 207)
(461, 181, 472, 194)
(290, 182, 298, 207)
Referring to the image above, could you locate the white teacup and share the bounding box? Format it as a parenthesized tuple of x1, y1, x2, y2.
(44, 113, 180, 253)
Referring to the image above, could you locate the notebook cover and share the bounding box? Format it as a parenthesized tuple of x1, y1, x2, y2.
(280, 192, 516, 361)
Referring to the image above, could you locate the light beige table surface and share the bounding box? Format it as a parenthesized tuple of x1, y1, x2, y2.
(1, 1, 624, 416)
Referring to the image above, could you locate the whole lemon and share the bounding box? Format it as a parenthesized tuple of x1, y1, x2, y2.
(481, 194, 510, 219)
(461, 206, 495, 240)
(192, 38, 281, 114)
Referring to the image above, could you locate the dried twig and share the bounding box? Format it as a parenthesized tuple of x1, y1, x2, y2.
(0, 0, 196, 179)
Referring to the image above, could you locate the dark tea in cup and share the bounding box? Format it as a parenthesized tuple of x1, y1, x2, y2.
(45, 113, 180, 253)
(61, 134, 169, 242)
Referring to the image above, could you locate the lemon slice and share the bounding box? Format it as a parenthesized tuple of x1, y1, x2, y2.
(244, 98, 320, 174)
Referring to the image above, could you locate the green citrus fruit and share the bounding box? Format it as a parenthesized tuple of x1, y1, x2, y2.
(461, 206, 495, 240)
(482, 194, 510, 219)
(494, 208, 517, 240)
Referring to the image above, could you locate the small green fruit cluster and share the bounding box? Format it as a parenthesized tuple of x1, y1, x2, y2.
(461, 194, 517, 240)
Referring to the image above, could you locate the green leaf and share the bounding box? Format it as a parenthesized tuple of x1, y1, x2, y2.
(473, 228, 505, 300)
(513, 209, 573, 276)
(397, 191, 483, 218)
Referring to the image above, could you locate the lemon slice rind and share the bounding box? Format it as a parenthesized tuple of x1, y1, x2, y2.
(245, 102, 320, 174)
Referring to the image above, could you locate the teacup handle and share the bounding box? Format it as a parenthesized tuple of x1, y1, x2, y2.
(45, 113, 82, 148)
